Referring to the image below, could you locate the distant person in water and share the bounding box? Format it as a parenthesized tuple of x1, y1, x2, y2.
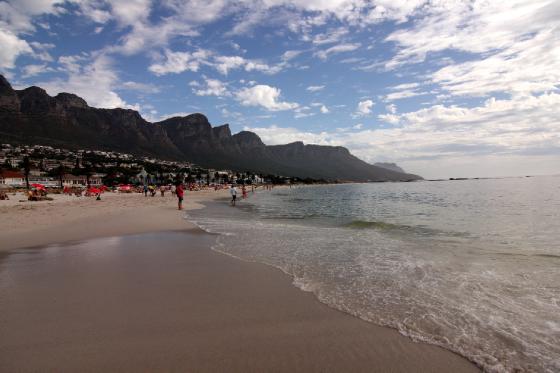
(230, 184, 237, 206)
(176, 183, 184, 210)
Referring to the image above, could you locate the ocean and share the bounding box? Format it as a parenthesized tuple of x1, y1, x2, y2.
(187, 176, 560, 373)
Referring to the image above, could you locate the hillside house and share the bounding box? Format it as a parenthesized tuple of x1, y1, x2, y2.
(62, 174, 103, 187)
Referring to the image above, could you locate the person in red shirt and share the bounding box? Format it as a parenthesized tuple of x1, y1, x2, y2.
(176, 183, 184, 210)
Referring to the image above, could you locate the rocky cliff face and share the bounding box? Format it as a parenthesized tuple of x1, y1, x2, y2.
(374, 162, 406, 174)
(0, 77, 182, 158)
(0, 75, 421, 181)
(0, 75, 21, 112)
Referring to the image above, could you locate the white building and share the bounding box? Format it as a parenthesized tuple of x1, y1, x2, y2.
(0, 170, 25, 186)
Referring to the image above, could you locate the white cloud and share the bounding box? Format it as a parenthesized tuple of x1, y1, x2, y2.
(29, 41, 55, 62)
(431, 28, 560, 97)
(306, 85, 325, 92)
(38, 54, 129, 109)
(235, 84, 298, 111)
(21, 63, 53, 78)
(320, 105, 329, 114)
(243, 125, 334, 146)
(353, 99, 374, 117)
(244, 59, 284, 74)
(57, 54, 87, 74)
(148, 53, 286, 77)
(294, 106, 314, 119)
(148, 49, 210, 76)
(385, 89, 426, 101)
(213, 55, 284, 75)
(192, 77, 229, 97)
(248, 93, 560, 178)
(213, 55, 245, 75)
(361, 0, 425, 24)
(312, 27, 349, 45)
(383, 82, 427, 101)
(378, 113, 399, 124)
(109, 0, 151, 26)
(0, 1, 425, 68)
(221, 107, 243, 120)
(104, 18, 198, 55)
(161, 0, 235, 24)
(281, 50, 302, 61)
(121, 81, 161, 94)
(383, 0, 560, 99)
(315, 43, 361, 60)
(391, 82, 419, 90)
(147, 111, 194, 122)
(0, 0, 65, 34)
(386, 104, 397, 114)
(0, 29, 33, 69)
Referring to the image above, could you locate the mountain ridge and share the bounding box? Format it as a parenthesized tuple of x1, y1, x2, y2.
(0, 75, 421, 182)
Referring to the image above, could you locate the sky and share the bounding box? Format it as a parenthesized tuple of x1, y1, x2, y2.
(1, 0, 559, 179)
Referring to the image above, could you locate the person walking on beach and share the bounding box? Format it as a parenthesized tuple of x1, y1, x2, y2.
(230, 184, 237, 206)
(176, 183, 184, 210)
(242, 185, 248, 199)
(143, 184, 148, 197)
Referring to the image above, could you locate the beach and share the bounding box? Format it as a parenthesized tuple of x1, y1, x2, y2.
(0, 190, 479, 372)
(0, 190, 212, 251)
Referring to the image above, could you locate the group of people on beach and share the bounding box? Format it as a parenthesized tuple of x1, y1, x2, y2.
(0, 180, 270, 211)
(173, 182, 254, 210)
(229, 184, 251, 206)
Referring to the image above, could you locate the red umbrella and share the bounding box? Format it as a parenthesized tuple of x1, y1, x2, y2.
(88, 187, 101, 194)
(31, 183, 46, 190)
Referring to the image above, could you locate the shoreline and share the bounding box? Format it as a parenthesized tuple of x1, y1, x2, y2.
(0, 191, 480, 372)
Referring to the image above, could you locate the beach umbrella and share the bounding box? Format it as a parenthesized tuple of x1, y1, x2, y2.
(31, 183, 46, 190)
(88, 187, 101, 194)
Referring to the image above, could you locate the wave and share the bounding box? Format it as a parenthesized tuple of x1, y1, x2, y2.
(346, 220, 405, 230)
(494, 252, 560, 259)
(344, 219, 469, 239)
(186, 192, 560, 373)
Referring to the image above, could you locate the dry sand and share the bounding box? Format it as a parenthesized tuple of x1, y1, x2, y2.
(0, 191, 480, 372)
(0, 190, 222, 252)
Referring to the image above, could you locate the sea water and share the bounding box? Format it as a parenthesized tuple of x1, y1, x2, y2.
(187, 176, 560, 373)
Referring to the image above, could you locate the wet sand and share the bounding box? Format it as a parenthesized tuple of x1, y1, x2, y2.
(0, 231, 479, 372)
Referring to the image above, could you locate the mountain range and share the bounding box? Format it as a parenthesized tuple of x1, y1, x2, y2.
(0, 75, 421, 182)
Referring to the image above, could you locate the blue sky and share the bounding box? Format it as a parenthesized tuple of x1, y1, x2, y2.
(1, 0, 559, 178)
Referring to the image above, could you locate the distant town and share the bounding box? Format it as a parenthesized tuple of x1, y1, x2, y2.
(0, 143, 307, 188)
